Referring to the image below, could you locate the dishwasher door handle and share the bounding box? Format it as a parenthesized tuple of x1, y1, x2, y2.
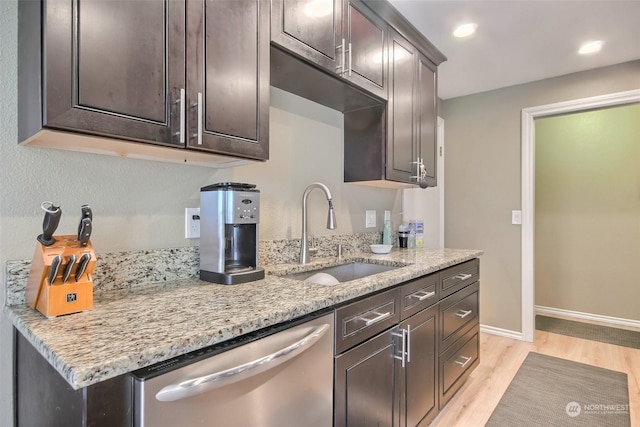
(155, 323, 330, 402)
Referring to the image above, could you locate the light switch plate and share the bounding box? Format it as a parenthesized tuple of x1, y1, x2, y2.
(185, 208, 200, 238)
(365, 210, 377, 228)
(512, 210, 522, 225)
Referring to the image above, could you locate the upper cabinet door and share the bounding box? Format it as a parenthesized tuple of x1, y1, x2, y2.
(386, 29, 416, 184)
(43, 0, 185, 146)
(271, 0, 342, 72)
(186, 0, 269, 160)
(343, 0, 387, 100)
(417, 53, 437, 187)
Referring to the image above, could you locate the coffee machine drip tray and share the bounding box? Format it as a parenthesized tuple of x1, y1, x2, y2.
(225, 264, 256, 274)
(200, 267, 265, 285)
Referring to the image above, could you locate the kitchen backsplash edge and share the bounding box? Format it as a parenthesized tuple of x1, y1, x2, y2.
(4, 232, 383, 306)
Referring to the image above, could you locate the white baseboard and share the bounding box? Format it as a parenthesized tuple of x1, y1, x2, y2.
(535, 305, 640, 329)
(480, 324, 524, 341)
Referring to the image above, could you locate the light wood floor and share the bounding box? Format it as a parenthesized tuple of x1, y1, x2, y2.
(431, 329, 640, 426)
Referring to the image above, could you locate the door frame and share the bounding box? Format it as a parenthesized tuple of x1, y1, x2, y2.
(520, 89, 640, 342)
(437, 116, 445, 248)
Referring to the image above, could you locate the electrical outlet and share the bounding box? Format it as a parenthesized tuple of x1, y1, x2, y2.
(365, 210, 376, 228)
(185, 208, 200, 238)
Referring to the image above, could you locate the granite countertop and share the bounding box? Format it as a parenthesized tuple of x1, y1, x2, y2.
(5, 247, 482, 390)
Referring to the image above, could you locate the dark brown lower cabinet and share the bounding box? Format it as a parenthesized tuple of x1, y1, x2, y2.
(335, 262, 480, 426)
(14, 330, 133, 427)
(399, 304, 439, 427)
(334, 301, 439, 427)
(335, 328, 398, 427)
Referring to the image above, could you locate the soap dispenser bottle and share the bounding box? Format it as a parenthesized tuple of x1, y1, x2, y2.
(382, 210, 392, 245)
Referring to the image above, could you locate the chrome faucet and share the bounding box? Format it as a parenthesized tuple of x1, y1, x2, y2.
(300, 183, 337, 264)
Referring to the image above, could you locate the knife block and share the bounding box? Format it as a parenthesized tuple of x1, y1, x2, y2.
(26, 235, 96, 318)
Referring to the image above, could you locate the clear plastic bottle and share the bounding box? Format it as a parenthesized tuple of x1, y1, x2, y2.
(382, 210, 392, 245)
(408, 220, 416, 249)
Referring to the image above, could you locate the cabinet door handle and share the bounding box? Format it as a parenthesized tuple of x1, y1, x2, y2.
(455, 355, 473, 369)
(362, 311, 392, 327)
(410, 290, 435, 301)
(392, 328, 407, 368)
(155, 323, 330, 402)
(196, 92, 203, 145)
(173, 88, 186, 143)
(347, 42, 352, 77)
(454, 273, 472, 281)
(341, 38, 346, 75)
(454, 309, 473, 319)
(336, 39, 345, 74)
(406, 324, 412, 363)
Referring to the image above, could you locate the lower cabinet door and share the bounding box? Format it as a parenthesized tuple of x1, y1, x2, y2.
(335, 328, 397, 427)
(400, 304, 438, 427)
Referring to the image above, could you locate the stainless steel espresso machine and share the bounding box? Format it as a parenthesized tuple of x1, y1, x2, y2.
(199, 182, 264, 285)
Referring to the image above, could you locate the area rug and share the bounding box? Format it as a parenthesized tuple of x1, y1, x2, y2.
(536, 315, 640, 349)
(486, 352, 630, 426)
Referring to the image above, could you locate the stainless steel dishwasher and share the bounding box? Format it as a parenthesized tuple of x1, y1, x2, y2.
(132, 312, 334, 427)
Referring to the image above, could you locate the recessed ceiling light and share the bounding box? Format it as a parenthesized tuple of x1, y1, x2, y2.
(578, 40, 604, 55)
(453, 23, 478, 38)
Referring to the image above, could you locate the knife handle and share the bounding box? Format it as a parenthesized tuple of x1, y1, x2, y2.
(78, 218, 92, 246)
(62, 255, 76, 284)
(78, 205, 93, 237)
(75, 253, 91, 282)
(48, 255, 62, 285)
(37, 202, 61, 247)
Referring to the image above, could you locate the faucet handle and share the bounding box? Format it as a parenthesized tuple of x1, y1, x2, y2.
(308, 235, 318, 256)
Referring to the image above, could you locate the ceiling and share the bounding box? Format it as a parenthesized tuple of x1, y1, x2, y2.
(388, 0, 640, 99)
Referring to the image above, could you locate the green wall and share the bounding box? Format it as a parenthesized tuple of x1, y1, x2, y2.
(535, 103, 640, 319)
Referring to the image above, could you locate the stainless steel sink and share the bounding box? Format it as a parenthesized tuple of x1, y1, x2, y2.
(282, 262, 398, 285)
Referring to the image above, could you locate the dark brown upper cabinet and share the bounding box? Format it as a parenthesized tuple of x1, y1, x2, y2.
(18, 0, 269, 164)
(186, 0, 270, 160)
(386, 28, 437, 187)
(344, 1, 445, 188)
(342, 0, 387, 100)
(271, 0, 342, 72)
(271, 0, 387, 101)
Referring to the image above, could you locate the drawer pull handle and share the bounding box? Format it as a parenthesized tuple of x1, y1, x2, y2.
(410, 290, 435, 301)
(454, 309, 473, 319)
(455, 355, 473, 369)
(362, 311, 392, 327)
(454, 273, 473, 281)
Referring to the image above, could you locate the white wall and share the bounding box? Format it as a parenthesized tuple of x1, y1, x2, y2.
(0, 2, 407, 422)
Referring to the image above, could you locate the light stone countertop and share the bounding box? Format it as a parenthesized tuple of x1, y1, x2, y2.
(5, 248, 482, 390)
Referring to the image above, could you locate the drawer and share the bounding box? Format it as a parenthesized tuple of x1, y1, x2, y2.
(439, 259, 479, 298)
(335, 287, 400, 354)
(439, 326, 479, 408)
(400, 273, 438, 320)
(440, 282, 479, 350)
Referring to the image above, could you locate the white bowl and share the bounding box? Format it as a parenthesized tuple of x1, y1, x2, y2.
(370, 244, 393, 254)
